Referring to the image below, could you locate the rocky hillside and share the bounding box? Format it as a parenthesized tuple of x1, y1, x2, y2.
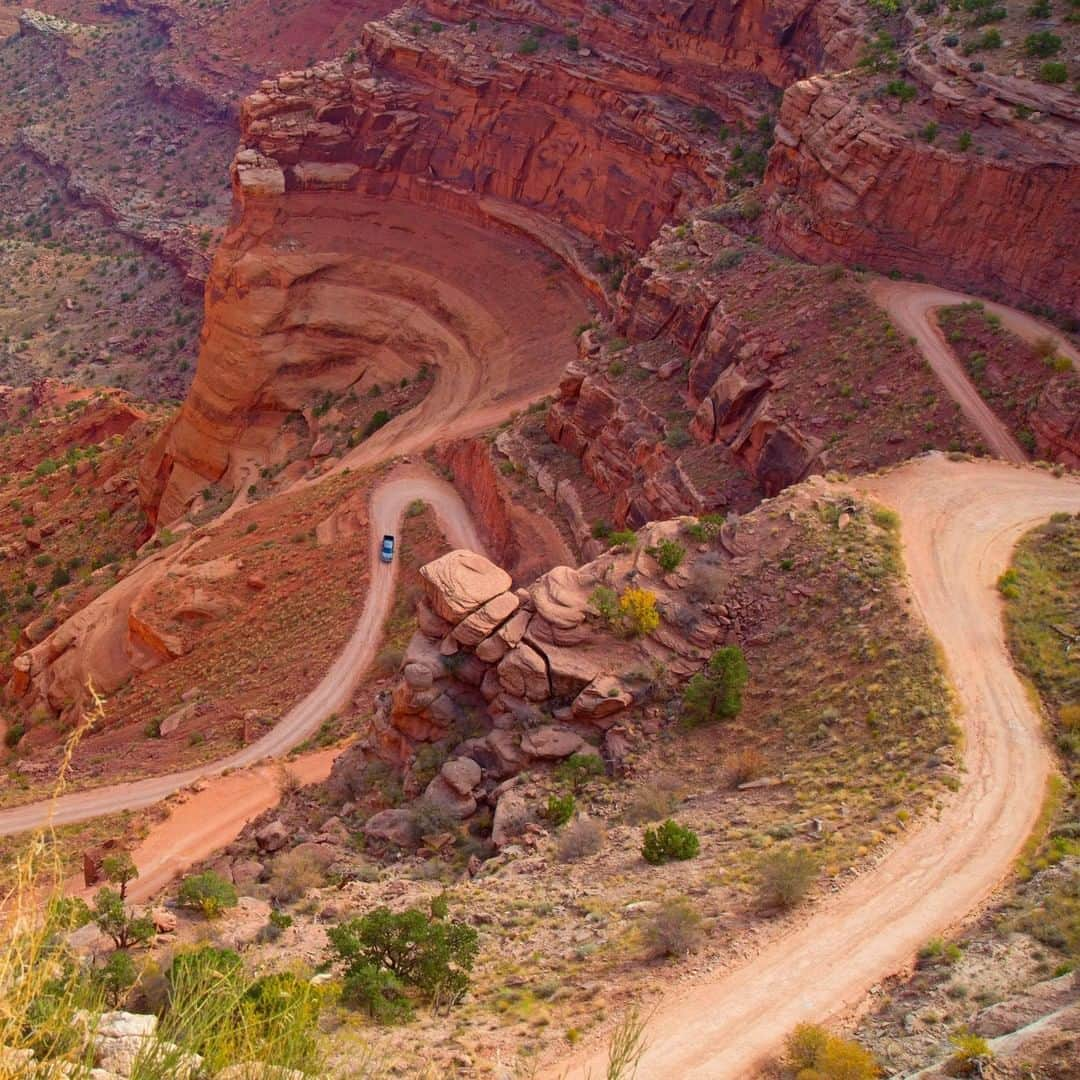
(764, 4, 1079, 318)
(197, 475, 961, 1074)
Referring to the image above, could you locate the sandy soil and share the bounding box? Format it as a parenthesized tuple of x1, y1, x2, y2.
(0, 468, 484, 846)
(550, 455, 1079, 1079)
(868, 280, 1078, 463)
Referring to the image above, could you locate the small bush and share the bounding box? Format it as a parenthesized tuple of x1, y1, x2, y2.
(177, 871, 238, 919)
(623, 783, 680, 825)
(784, 1024, 879, 1079)
(872, 507, 900, 531)
(759, 847, 818, 909)
(363, 409, 392, 438)
(269, 848, 326, 904)
(546, 793, 576, 827)
(619, 587, 660, 637)
(946, 1031, 992, 1076)
(682, 646, 749, 726)
(1025, 30, 1061, 57)
(643, 898, 703, 958)
(589, 585, 620, 625)
(997, 567, 1020, 599)
(688, 561, 725, 603)
(555, 752, 605, 791)
(1038, 61, 1068, 83)
(557, 817, 605, 862)
(724, 746, 767, 786)
(651, 539, 686, 573)
(642, 820, 700, 865)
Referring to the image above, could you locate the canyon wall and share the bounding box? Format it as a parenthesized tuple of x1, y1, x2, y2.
(764, 60, 1080, 318)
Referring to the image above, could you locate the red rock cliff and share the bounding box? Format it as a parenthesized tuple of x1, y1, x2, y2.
(763, 62, 1080, 318)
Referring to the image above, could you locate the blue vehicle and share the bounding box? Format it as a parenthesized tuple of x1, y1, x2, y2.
(380, 534, 396, 563)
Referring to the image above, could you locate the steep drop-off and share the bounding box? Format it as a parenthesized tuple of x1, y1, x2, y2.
(140, 194, 587, 523)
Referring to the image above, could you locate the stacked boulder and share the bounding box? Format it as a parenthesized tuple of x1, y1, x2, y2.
(352, 549, 639, 845)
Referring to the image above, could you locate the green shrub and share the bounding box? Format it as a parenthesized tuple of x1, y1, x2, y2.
(758, 847, 818, 909)
(100, 852, 138, 900)
(555, 752, 605, 791)
(327, 904, 478, 1013)
(163, 948, 320, 1072)
(642, 820, 700, 865)
(589, 585, 620, 625)
(363, 409, 392, 438)
(341, 962, 413, 1023)
(97, 950, 137, 1007)
(92, 888, 155, 950)
(884, 79, 917, 105)
(1025, 30, 1061, 56)
(651, 539, 686, 572)
(685, 513, 724, 542)
(681, 646, 749, 726)
(177, 871, 238, 918)
(546, 792, 576, 827)
(1039, 61, 1068, 83)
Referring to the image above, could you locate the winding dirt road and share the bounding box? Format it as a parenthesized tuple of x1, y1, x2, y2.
(552, 455, 1079, 1079)
(0, 470, 484, 845)
(3, 265, 1078, 1074)
(868, 279, 1078, 463)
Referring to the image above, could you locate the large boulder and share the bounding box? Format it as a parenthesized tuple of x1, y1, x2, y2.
(491, 788, 532, 848)
(485, 729, 527, 778)
(254, 819, 289, 852)
(572, 675, 633, 725)
(497, 643, 550, 701)
(520, 725, 588, 760)
(532, 641, 601, 697)
(452, 591, 519, 646)
(363, 808, 419, 847)
(439, 757, 482, 796)
(529, 565, 592, 630)
(422, 775, 477, 820)
(419, 550, 512, 624)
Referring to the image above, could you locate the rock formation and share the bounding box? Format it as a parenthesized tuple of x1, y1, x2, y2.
(329, 497, 789, 844)
(763, 26, 1080, 317)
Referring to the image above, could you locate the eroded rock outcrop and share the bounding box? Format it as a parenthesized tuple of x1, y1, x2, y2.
(764, 64, 1080, 317)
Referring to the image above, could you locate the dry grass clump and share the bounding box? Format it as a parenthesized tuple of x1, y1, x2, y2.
(556, 817, 605, 862)
(268, 847, 327, 904)
(643, 898, 704, 958)
(759, 847, 819, 910)
(723, 746, 767, 787)
(622, 777, 681, 824)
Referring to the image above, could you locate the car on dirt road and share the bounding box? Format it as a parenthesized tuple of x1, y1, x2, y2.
(380, 534, 396, 563)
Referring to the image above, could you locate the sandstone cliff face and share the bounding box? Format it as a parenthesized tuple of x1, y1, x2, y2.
(435, 439, 519, 571)
(140, 192, 586, 523)
(764, 69, 1080, 318)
